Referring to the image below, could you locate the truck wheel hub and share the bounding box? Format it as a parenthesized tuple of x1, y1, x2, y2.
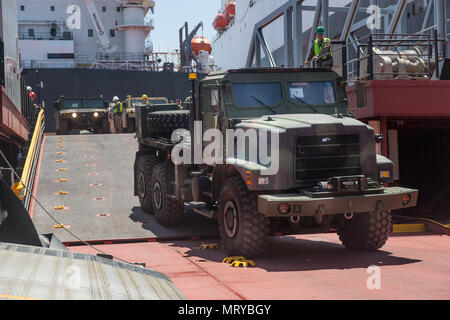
(138, 172, 146, 198)
(153, 181, 163, 210)
(224, 200, 238, 238)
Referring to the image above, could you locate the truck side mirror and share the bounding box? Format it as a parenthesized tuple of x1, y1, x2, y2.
(375, 134, 383, 143)
(355, 81, 367, 109)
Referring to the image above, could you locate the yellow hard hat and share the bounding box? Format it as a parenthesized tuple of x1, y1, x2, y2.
(142, 94, 148, 99)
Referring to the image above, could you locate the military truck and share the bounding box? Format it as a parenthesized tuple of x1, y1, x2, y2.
(133, 68, 418, 257)
(54, 96, 109, 135)
(124, 95, 169, 133)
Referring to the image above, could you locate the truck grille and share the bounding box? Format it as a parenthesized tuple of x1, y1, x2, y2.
(295, 134, 361, 181)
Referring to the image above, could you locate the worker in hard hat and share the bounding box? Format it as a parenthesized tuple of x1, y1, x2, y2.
(111, 96, 123, 133)
(142, 94, 149, 105)
(304, 26, 333, 70)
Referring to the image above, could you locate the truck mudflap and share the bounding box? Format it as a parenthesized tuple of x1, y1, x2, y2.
(257, 187, 418, 217)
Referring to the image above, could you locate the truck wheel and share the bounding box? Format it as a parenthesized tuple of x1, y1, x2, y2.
(337, 210, 392, 251)
(60, 119, 69, 135)
(151, 163, 184, 226)
(136, 155, 160, 214)
(127, 118, 135, 133)
(218, 176, 270, 257)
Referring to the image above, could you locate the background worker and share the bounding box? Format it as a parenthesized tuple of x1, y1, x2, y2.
(176, 99, 183, 110)
(111, 96, 123, 133)
(304, 26, 334, 69)
(142, 94, 149, 105)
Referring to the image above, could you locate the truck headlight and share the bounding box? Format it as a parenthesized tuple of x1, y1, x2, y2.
(278, 203, 291, 215)
(93, 112, 99, 118)
(380, 170, 390, 178)
(72, 112, 77, 118)
(402, 194, 411, 206)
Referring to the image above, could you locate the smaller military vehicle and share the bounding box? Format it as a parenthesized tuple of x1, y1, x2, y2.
(54, 97, 109, 135)
(124, 96, 169, 133)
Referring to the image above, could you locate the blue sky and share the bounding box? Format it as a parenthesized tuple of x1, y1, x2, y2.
(149, 0, 220, 52)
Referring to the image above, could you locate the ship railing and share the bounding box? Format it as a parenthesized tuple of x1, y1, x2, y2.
(11, 109, 45, 211)
(329, 31, 447, 83)
(19, 31, 73, 41)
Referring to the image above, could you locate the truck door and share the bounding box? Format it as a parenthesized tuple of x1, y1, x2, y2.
(201, 86, 220, 152)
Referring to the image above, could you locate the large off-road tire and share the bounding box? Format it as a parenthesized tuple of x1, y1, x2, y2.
(60, 119, 69, 135)
(151, 163, 185, 226)
(136, 155, 161, 214)
(127, 118, 135, 133)
(337, 210, 392, 251)
(218, 176, 270, 257)
(146, 111, 189, 139)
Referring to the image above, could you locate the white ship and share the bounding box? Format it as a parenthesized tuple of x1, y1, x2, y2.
(211, 0, 448, 71)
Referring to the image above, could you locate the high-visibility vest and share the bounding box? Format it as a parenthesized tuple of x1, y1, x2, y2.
(314, 38, 332, 59)
(113, 102, 123, 114)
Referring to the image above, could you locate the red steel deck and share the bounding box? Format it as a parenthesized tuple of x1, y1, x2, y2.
(70, 233, 450, 300)
(347, 79, 450, 119)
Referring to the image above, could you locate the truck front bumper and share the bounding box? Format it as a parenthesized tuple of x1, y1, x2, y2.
(258, 187, 418, 217)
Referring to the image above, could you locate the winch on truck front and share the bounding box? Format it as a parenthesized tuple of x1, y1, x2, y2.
(133, 67, 418, 257)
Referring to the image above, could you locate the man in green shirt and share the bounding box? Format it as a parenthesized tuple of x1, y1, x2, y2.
(304, 26, 333, 69)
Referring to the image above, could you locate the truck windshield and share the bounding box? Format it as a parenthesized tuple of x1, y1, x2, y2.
(61, 99, 104, 109)
(232, 83, 283, 107)
(131, 99, 144, 107)
(149, 98, 168, 104)
(286, 81, 336, 105)
(62, 99, 82, 109)
(83, 99, 105, 108)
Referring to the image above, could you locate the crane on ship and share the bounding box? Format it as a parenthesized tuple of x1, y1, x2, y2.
(82, 0, 118, 53)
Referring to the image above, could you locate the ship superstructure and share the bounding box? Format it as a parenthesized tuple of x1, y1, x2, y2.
(17, 0, 156, 70)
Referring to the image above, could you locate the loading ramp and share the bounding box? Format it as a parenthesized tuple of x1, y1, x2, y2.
(31, 133, 218, 244)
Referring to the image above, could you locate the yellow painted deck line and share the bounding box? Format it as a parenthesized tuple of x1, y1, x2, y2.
(393, 223, 427, 233)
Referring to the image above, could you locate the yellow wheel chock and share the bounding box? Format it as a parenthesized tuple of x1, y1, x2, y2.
(53, 206, 65, 210)
(57, 168, 67, 172)
(55, 159, 64, 163)
(200, 243, 219, 250)
(223, 256, 256, 267)
(52, 224, 65, 229)
(56, 179, 68, 182)
(222, 256, 246, 264)
(56, 191, 68, 195)
(230, 259, 256, 268)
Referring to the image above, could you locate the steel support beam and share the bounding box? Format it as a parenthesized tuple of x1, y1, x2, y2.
(255, 35, 261, 67)
(434, 0, 446, 39)
(387, 0, 408, 37)
(421, 0, 434, 31)
(256, 30, 276, 67)
(293, 1, 303, 66)
(340, 0, 361, 41)
(321, 0, 329, 37)
(284, 7, 293, 67)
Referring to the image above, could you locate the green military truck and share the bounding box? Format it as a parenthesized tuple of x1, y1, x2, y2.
(54, 96, 109, 135)
(133, 68, 418, 257)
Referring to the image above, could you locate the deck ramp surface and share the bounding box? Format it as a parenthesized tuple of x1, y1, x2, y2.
(32, 133, 218, 243)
